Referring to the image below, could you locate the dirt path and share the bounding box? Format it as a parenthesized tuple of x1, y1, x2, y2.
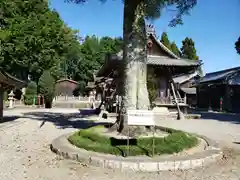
(0, 108, 239, 180)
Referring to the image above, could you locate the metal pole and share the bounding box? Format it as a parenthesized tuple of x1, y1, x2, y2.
(33, 95, 35, 105)
(127, 126, 130, 157)
(152, 125, 155, 157)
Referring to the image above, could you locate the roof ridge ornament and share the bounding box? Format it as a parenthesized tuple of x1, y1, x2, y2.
(146, 24, 156, 37)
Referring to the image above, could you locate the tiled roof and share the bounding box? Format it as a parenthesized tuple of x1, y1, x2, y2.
(97, 33, 202, 77)
(0, 71, 26, 88)
(56, 78, 79, 84)
(173, 71, 199, 84)
(85, 85, 96, 89)
(111, 54, 200, 67)
(200, 69, 238, 83)
(150, 34, 180, 59)
(114, 34, 201, 67)
(180, 87, 196, 94)
(147, 55, 200, 67)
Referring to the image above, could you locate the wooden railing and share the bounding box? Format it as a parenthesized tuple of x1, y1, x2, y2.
(154, 97, 171, 105)
(154, 96, 186, 105)
(170, 97, 186, 104)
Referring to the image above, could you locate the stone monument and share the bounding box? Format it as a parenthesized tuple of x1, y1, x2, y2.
(8, 90, 15, 109)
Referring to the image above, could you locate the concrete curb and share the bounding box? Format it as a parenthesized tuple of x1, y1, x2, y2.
(50, 132, 223, 172)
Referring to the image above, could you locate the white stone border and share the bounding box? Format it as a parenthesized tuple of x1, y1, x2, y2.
(50, 132, 223, 172)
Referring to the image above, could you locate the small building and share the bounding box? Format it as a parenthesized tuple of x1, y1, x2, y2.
(197, 66, 240, 112)
(89, 25, 202, 114)
(55, 79, 79, 97)
(0, 70, 26, 120)
(173, 71, 200, 107)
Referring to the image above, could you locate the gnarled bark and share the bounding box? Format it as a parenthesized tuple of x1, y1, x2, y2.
(117, 0, 150, 132)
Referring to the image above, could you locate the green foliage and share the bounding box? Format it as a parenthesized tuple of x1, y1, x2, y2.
(180, 37, 198, 60)
(0, 0, 124, 95)
(180, 37, 203, 75)
(68, 126, 198, 157)
(161, 33, 181, 57)
(24, 95, 38, 106)
(147, 67, 157, 104)
(0, 0, 81, 81)
(235, 37, 240, 55)
(24, 81, 37, 105)
(38, 70, 55, 107)
(68, 0, 197, 27)
(73, 36, 123, 93)
(3, 91, 8, 101)
(170, 41, 181, 57)
(160, 32, 171, 50)
(25, 81, 37, 95)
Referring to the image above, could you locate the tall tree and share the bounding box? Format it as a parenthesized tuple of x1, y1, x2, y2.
(38, 70, 55, 108)
(180, 37, 198, 60)
(180, 37, 203, 75)
(68, 0, 197, 131)
(70, 36, 123, 93)
(170, 41, 181, 57)
(0, 0, 80, 82)
(235, 37, 240, 55)
(160, 32, 171, 50)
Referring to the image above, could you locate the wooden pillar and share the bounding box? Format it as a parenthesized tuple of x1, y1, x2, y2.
(170, 82, 184, 120)
(184, 93, 187, 104)
(0, 88, 4, 121)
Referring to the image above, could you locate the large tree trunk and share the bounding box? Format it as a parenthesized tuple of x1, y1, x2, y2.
(117, 0, 150, 132)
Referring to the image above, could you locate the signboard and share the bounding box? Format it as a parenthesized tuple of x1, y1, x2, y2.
(126, 110, 156, 157)
(127, 110, 154, 126)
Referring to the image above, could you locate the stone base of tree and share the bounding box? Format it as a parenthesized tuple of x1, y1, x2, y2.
(45, 101, 52, 108)
(50, 131, 223, 172)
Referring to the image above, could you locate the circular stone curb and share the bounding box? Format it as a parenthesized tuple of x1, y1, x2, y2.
(50, 132, 223, 172)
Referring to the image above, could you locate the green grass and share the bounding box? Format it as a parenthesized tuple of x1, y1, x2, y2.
(68, 126, 199, 157)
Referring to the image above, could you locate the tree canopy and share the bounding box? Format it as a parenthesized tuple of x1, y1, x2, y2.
(67, 35, 123, 92)
(180, 37, 199, 60)
(0, 0, 124, 96)
(68, 0, 197, 27)
(0, 0, 81, 81)
(170, 41, 181, 57)
(160, 32, 171, 50)
(235, 37, 240, 55)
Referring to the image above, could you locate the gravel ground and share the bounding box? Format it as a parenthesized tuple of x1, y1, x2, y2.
(0, 108, 240, 180)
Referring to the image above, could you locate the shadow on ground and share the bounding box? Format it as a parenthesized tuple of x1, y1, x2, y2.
(23, 109, 110, 129)
(190, 109, 240, 124)
(0, 116, 21, 124)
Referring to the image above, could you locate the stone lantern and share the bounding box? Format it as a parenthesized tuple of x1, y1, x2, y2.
(8, 90, 15, 109)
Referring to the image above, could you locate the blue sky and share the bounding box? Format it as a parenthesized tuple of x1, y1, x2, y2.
(50, 0, 239, 74)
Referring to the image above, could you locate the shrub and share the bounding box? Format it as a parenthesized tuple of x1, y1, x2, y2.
(68, 126, 198, 157)
(38, 70, 55, 108)
(24, 81, 37, 105)
(3, 91, 8, 101)
(147, 67, 157, 105)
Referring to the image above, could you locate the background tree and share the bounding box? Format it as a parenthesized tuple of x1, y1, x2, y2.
(160, 32, 171, 50)
(71, 36, 123, 94)
(170, 41, 181, 57)
(38, 70, 55, 108)
(147, 67, 157, 105)
(68, 0, 197, 131)
(24, 81, 38, 105)
(180, 37, 203, 75)
(0, 0, 81, 82)
(235, 37, 240, 55)
(180, 37, 198, 60)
